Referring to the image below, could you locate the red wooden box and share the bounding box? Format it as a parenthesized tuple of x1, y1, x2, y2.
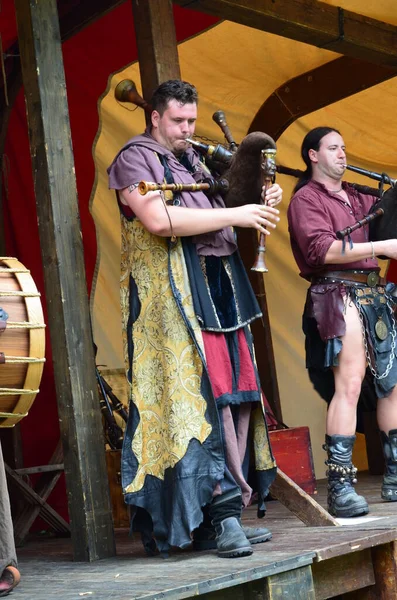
(269, 426, 317, 494)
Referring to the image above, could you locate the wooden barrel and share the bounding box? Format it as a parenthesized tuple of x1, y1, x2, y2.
(0, 257, 45, 427)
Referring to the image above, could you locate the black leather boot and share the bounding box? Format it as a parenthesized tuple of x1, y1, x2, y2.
(381, 429, 397, 501)
(208, 491, 252, 558)
(192, 504, 272, 551)
(324, 434, 369, 518)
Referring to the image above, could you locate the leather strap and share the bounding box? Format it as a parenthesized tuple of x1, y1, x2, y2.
(313, 270, 386, 286)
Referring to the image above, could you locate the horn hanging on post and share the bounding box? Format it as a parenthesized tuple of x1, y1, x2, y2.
(114, 79, 152, 115)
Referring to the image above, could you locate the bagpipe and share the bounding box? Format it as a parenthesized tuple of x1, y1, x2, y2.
(115, 80, 277, 272)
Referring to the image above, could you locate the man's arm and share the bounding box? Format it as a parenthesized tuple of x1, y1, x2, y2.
(119, 186, 280, 238)
(325, 239, 397, 263)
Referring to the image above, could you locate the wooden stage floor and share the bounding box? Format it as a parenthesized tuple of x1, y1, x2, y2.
(13, 474, 397, 600)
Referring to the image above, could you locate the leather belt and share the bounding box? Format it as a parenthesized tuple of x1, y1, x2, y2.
(312, 270, 386, 287)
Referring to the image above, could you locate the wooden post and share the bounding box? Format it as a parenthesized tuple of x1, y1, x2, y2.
(371, 541, 397, 599)
(13, 0, 115, 561)
(131, 0, 181, 106)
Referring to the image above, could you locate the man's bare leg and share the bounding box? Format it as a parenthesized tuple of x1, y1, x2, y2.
(324, 300, 369, 517)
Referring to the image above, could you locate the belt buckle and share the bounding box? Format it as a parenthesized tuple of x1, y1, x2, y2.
(366, 271, 379, 287)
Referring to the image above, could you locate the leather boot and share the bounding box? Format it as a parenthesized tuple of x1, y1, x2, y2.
(192, 505, 272, 551)
(214, 517, 253, 558)
(324, 434, 369, 518)
(381, 429, 397, 501)
(208, 491, 252, 558)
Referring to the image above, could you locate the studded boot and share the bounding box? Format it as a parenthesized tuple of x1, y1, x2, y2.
(381, 429, 397, 501)
(324, 434, 369, 518)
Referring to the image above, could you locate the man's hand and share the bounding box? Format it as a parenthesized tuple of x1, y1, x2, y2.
(261, 183, 283, 207)
(232, 204, 280, 235)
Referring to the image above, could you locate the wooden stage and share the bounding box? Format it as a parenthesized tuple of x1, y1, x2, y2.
(13, 474, 397, 600)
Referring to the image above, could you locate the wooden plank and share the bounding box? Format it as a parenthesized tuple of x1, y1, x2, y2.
(312, 549, 375, 599)
(13, 0, 115, 561)
(10, 476, 397, 599)
(314, 530, 397, 563)
(270, 469, 339, 527)
(173, 0, 397, 67)
(132, 0, 181, 108)
(263, 564, 315, 600)
(15, 549, 316, 600)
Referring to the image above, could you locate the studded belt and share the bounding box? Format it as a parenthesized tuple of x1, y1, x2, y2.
(312, 270, 386, 287)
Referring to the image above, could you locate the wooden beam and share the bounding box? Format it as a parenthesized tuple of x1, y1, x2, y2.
(131, 0, 181, 106)
(270, 469, 339, 527)
(249, 56, 397, 139)
(173, 0, 397, 67)
(13, 0, 115, 561)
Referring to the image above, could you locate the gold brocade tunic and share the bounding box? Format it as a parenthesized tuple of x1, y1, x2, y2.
(120, 218, 212, 494)
(109, 131, 277, 550)
(119, 216, 276, 549)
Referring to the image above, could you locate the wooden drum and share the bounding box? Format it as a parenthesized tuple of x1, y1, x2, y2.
(0, 257, 45, 427)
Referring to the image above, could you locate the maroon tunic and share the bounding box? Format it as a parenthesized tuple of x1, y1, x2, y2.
(287, 179, 378, 280)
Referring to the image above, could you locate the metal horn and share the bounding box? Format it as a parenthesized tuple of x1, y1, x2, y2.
(114, 79, 152, 115)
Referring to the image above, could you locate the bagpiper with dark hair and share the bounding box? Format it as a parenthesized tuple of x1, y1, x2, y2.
(288, 126, 397, 517)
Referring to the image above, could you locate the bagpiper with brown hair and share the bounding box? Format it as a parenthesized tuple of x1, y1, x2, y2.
(108, 80, 283, 558)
